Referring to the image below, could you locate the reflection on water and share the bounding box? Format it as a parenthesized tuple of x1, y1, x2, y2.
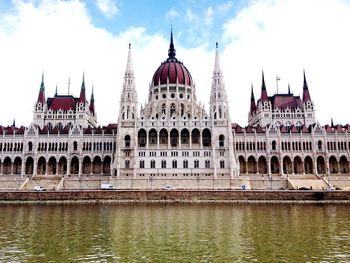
(0, 203, 350, 262)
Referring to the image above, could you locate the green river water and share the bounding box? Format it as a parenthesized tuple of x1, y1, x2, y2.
(0, 203, 349, 262)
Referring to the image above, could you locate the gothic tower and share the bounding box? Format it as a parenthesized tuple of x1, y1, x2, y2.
(209, 43, 239, 177)
(113, 44, 138, 177)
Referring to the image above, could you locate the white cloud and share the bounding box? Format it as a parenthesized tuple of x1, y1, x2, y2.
(96, 0, 118, 18)
(204, 6, 214, 26)
(217, 1, 233, 14)
(220, 0, 350, 125)
(165, 7, 178, 21)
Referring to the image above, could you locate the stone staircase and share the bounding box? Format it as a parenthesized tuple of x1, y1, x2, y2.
(20, 176, 62, 191)
(287, 174, 330, 190)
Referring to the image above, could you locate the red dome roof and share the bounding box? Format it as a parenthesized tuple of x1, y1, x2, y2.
(152, 30, 192, 86)
(152, 60, 192, 86)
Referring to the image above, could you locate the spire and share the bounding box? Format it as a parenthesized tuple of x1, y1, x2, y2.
(40, 71, 45, 89)
(331, 117, 334, 127)
(302, 70, 311, 102)
(250, 84, 256, 113)
(89, 86, 95, 115)
(37, 72, 45, 104)
(12, 118, 15, 128)
(167, 27, 176, 60)
(260, 71, 268, 101)
(55, 84, 58, 96)
(213, 42, 222, 76)
(288, 83, 291, 94)
(79, 73, 86, 103)
(126, 43, 134, 74)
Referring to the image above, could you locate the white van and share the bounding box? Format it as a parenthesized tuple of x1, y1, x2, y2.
(101, 183, 113, 190)
(34, 186, 46, 192)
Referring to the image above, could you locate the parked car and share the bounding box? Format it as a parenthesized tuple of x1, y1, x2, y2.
(163, 185, 175, 191)
(34, 186, 46, 192)
(101, 183, 113, 190)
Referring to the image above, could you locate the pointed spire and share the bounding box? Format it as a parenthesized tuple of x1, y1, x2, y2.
(37, 72, 45, 104)
(288, 83, 291, 94)
(250, 84, 256, 113)
(79, 73, 86, 103)
(68, 77, 71, 95)
(213, 42, 222, 76)
(260, 71, 268, 101)
(89, 86, 95, 115)
(55, 84, 58, 96)
(12, 118, 15, 128)
(302, 70, 311, 102)
(40, 71, 45, 89)
(167, 27, 176, 60)
(126, 43, 134, 74)
(331, 117, 334, 127)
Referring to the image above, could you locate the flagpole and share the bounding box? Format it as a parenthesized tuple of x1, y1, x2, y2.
(276, 75, 280, 93)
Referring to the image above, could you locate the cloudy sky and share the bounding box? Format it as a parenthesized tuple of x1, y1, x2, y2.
(0, 0, 349, 127)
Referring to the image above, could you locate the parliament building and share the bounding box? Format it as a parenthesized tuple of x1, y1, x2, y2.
(0, 32, 349, 190)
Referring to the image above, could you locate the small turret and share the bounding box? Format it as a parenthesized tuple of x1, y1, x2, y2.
(37, 72, 46, 104)
(168, 27, 176, 60)
(260, 71, 268, 101)
(79, 73, 86, 103)
(302, 70, 311, 102)
(250, 85, 256, 113)
(89, 86, 95, 116)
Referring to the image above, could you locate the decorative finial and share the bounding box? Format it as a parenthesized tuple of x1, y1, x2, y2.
(216, 42, 218, 49)
(168, 27, 176, 59)
(68, 76, 70, 95)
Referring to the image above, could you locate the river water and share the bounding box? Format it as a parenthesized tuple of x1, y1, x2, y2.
(0, 203, 349, 262)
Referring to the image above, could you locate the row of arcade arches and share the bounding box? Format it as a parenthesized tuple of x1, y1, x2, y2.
(0, 156, 112, 176)
(238, 155, 350, 174)
(134, 128, 213, 148)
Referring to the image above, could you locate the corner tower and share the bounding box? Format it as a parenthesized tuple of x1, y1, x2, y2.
(209, 43, 239, 177)
(113, 43, 138, 177)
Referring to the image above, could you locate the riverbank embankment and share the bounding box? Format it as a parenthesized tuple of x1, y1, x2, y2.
(0, 190, 350, 203)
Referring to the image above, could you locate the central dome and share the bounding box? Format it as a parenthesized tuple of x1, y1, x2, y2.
(152, 31, 192, 86)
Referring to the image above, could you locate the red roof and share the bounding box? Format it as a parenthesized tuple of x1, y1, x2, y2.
(48, 96, 76, 111)
(271, 94, 302, 109)
(152, 60, 192, 86)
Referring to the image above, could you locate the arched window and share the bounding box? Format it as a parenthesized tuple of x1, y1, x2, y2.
(161, 160, 166, 168)
(138, 129, 146, 147)
(205, 160, 210, 168)
(73, 141, 78, 151)
(181, 104, 185, 117)
(202, 129, 211, 147)
(220, 160, 225, 168)
(149, 129, 157, 145)
(172, 160, 177, 168)
(272, 140, 276, 151)
(125, 135, 131, 147)
(170, 129, 179, 147)
(139, 160, 144, 168)
(181, 129, 189, 144)
(170, 103, 176, 116)
(318, 140, 322, 151)
(194, 160, 199, 168)
(28, 141, 33, 151)
(150, 160, 155, 168)
(219, 134, 225, 147)
(183, 160, 188, 168)
(160, 129, 168, 144)
(162, 104, 166, 114)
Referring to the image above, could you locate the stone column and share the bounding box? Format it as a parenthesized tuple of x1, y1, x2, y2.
(313, 158, 318, 175)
